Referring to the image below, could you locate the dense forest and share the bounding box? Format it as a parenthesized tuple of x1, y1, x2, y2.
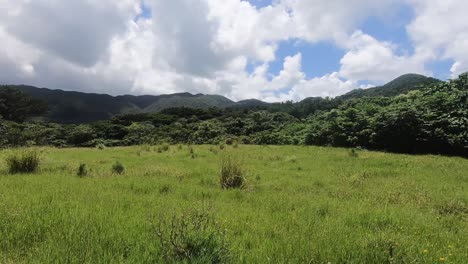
(1, 73, 467, 157)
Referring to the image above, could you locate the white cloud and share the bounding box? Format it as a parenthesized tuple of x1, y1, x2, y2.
(279, 0, 404, 45)
(407, 0, 468, 77)
(0, 0, 139, 67)
(339, 31, 426, 83)
(0, 0, 466, 102)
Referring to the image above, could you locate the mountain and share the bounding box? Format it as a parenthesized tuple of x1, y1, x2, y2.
(2, 73, 440, 123)
(233, 99, 270, 109)
(11, 86, 237, 123)
(338, 74, 441, 100)
(143, 94, 235, 112)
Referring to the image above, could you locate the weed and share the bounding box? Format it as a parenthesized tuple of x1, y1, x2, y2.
(189, 146, 197, 159)
(159, 185, 171, 195)
(316, 204, 330, 218)
(219, 143, 226, 150)
(112, 162, 125, 175)
(220, 154, 246, 189)
(141, 144, 151, 152)
(6, 150, 41, 174)
(157, 143, 170, 153)
(77, 163, 88, 177)
(96, 143, 105, 150)
(349, 149, 359, 158)
(209, 146, 219, 155)
(156, 207, 230, 263)
(438, 200, 468, 217)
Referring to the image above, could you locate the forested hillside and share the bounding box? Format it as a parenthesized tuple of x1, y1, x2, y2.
(1, 73, 466, 156)
(2, 74, 439, 123)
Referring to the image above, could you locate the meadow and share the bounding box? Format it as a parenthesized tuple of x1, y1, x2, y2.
(0, 145, 467, 263)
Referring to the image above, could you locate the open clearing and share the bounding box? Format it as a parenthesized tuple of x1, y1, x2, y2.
(1, 146, 467, 263)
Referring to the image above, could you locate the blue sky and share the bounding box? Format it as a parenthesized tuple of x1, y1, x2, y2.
(0, 0, 466, 100)
(249, 0, 450, 83)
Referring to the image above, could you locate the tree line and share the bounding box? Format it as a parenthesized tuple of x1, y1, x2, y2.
(1, 74, 467, 157)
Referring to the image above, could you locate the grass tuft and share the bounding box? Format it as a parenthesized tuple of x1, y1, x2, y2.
(6, 150, 41, 174)
(156, 207, 230, 263)
(96, 143, 105, 150)
(220, 154, 246, 189)
(77, 163, 88, 177)
(349, 149, 359, 158)
(112, 161, 125, 175)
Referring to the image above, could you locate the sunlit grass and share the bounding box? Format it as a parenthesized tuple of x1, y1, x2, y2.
(0, 145, 467, 263)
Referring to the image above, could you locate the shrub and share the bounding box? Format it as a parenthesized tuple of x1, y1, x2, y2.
(112, 161, 125, 174)
(209, 146, 219, 155)
(6, 150, 41, 174)
(225, 138, 234, 145)
(159, 185, 171, 195)
(141, 144, 151, 152)
(349, 149, 359, 158)
(188, 146, 196, 159)
(157, 143, 170, 153)
(77, 163, 88, 177)
(96, 143, 105, 150)
(219, 143, 226, 150)
(156, 207, 230, 263)
(233, 141, 239, 148)
(220, 154, 246, 189)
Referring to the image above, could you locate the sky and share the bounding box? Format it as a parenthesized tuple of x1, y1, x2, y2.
(0, 0, 467, 102)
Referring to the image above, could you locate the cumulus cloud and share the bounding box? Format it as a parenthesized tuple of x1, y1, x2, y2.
(0, 0, 139, 67)
(279, 0, 404, 44)
(0, 0, 465, 101)
(407, 0, 468, 77)
(339, 31, 426, 83)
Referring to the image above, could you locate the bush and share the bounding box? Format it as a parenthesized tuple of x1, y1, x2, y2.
(96, 143, 105, 150)
(219, 143, 226, 150)
(349, 149, 359, 158)
(112, 161, 125, 174)
(188, 146, 196, 159)
(220, 154, 246, 189)
(156, 207, 230, 263)
(6, 150, 41, 174)
(157, 143, 170, 153)
(77, 163, 88, 177)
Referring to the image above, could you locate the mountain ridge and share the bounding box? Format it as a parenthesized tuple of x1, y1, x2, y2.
(2, 73, 441, 123)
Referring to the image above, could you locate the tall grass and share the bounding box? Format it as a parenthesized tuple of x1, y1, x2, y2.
(5, 150, 41, 174)
(220, 154, 246, 189)
(156, 207, 229, 263)
(0, 146, 467, 263)
(112, 161, 125, 174)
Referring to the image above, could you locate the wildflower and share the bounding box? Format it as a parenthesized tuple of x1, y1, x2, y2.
(448, 245, 453, 249)
(439, 257, 446, 262)
(423, 249, 429, 254)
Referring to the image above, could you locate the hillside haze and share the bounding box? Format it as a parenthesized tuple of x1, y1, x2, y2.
(5, 73, 440, 123)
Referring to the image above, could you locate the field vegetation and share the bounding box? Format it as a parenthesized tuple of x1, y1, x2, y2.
(1, 145, 467, 263)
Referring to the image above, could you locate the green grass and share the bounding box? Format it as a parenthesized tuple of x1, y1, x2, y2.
(0, 146, 467, 263)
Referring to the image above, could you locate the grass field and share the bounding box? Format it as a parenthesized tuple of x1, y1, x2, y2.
(0, 145, 467, 263)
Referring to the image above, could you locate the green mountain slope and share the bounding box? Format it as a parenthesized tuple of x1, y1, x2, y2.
(2, 73, 441, 123)
(338, 74, 441, 100)
(11, 86, 237, 123)
(143, 94, 235, 112)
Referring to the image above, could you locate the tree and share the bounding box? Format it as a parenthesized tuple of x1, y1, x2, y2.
(0, 86, 47, 122)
